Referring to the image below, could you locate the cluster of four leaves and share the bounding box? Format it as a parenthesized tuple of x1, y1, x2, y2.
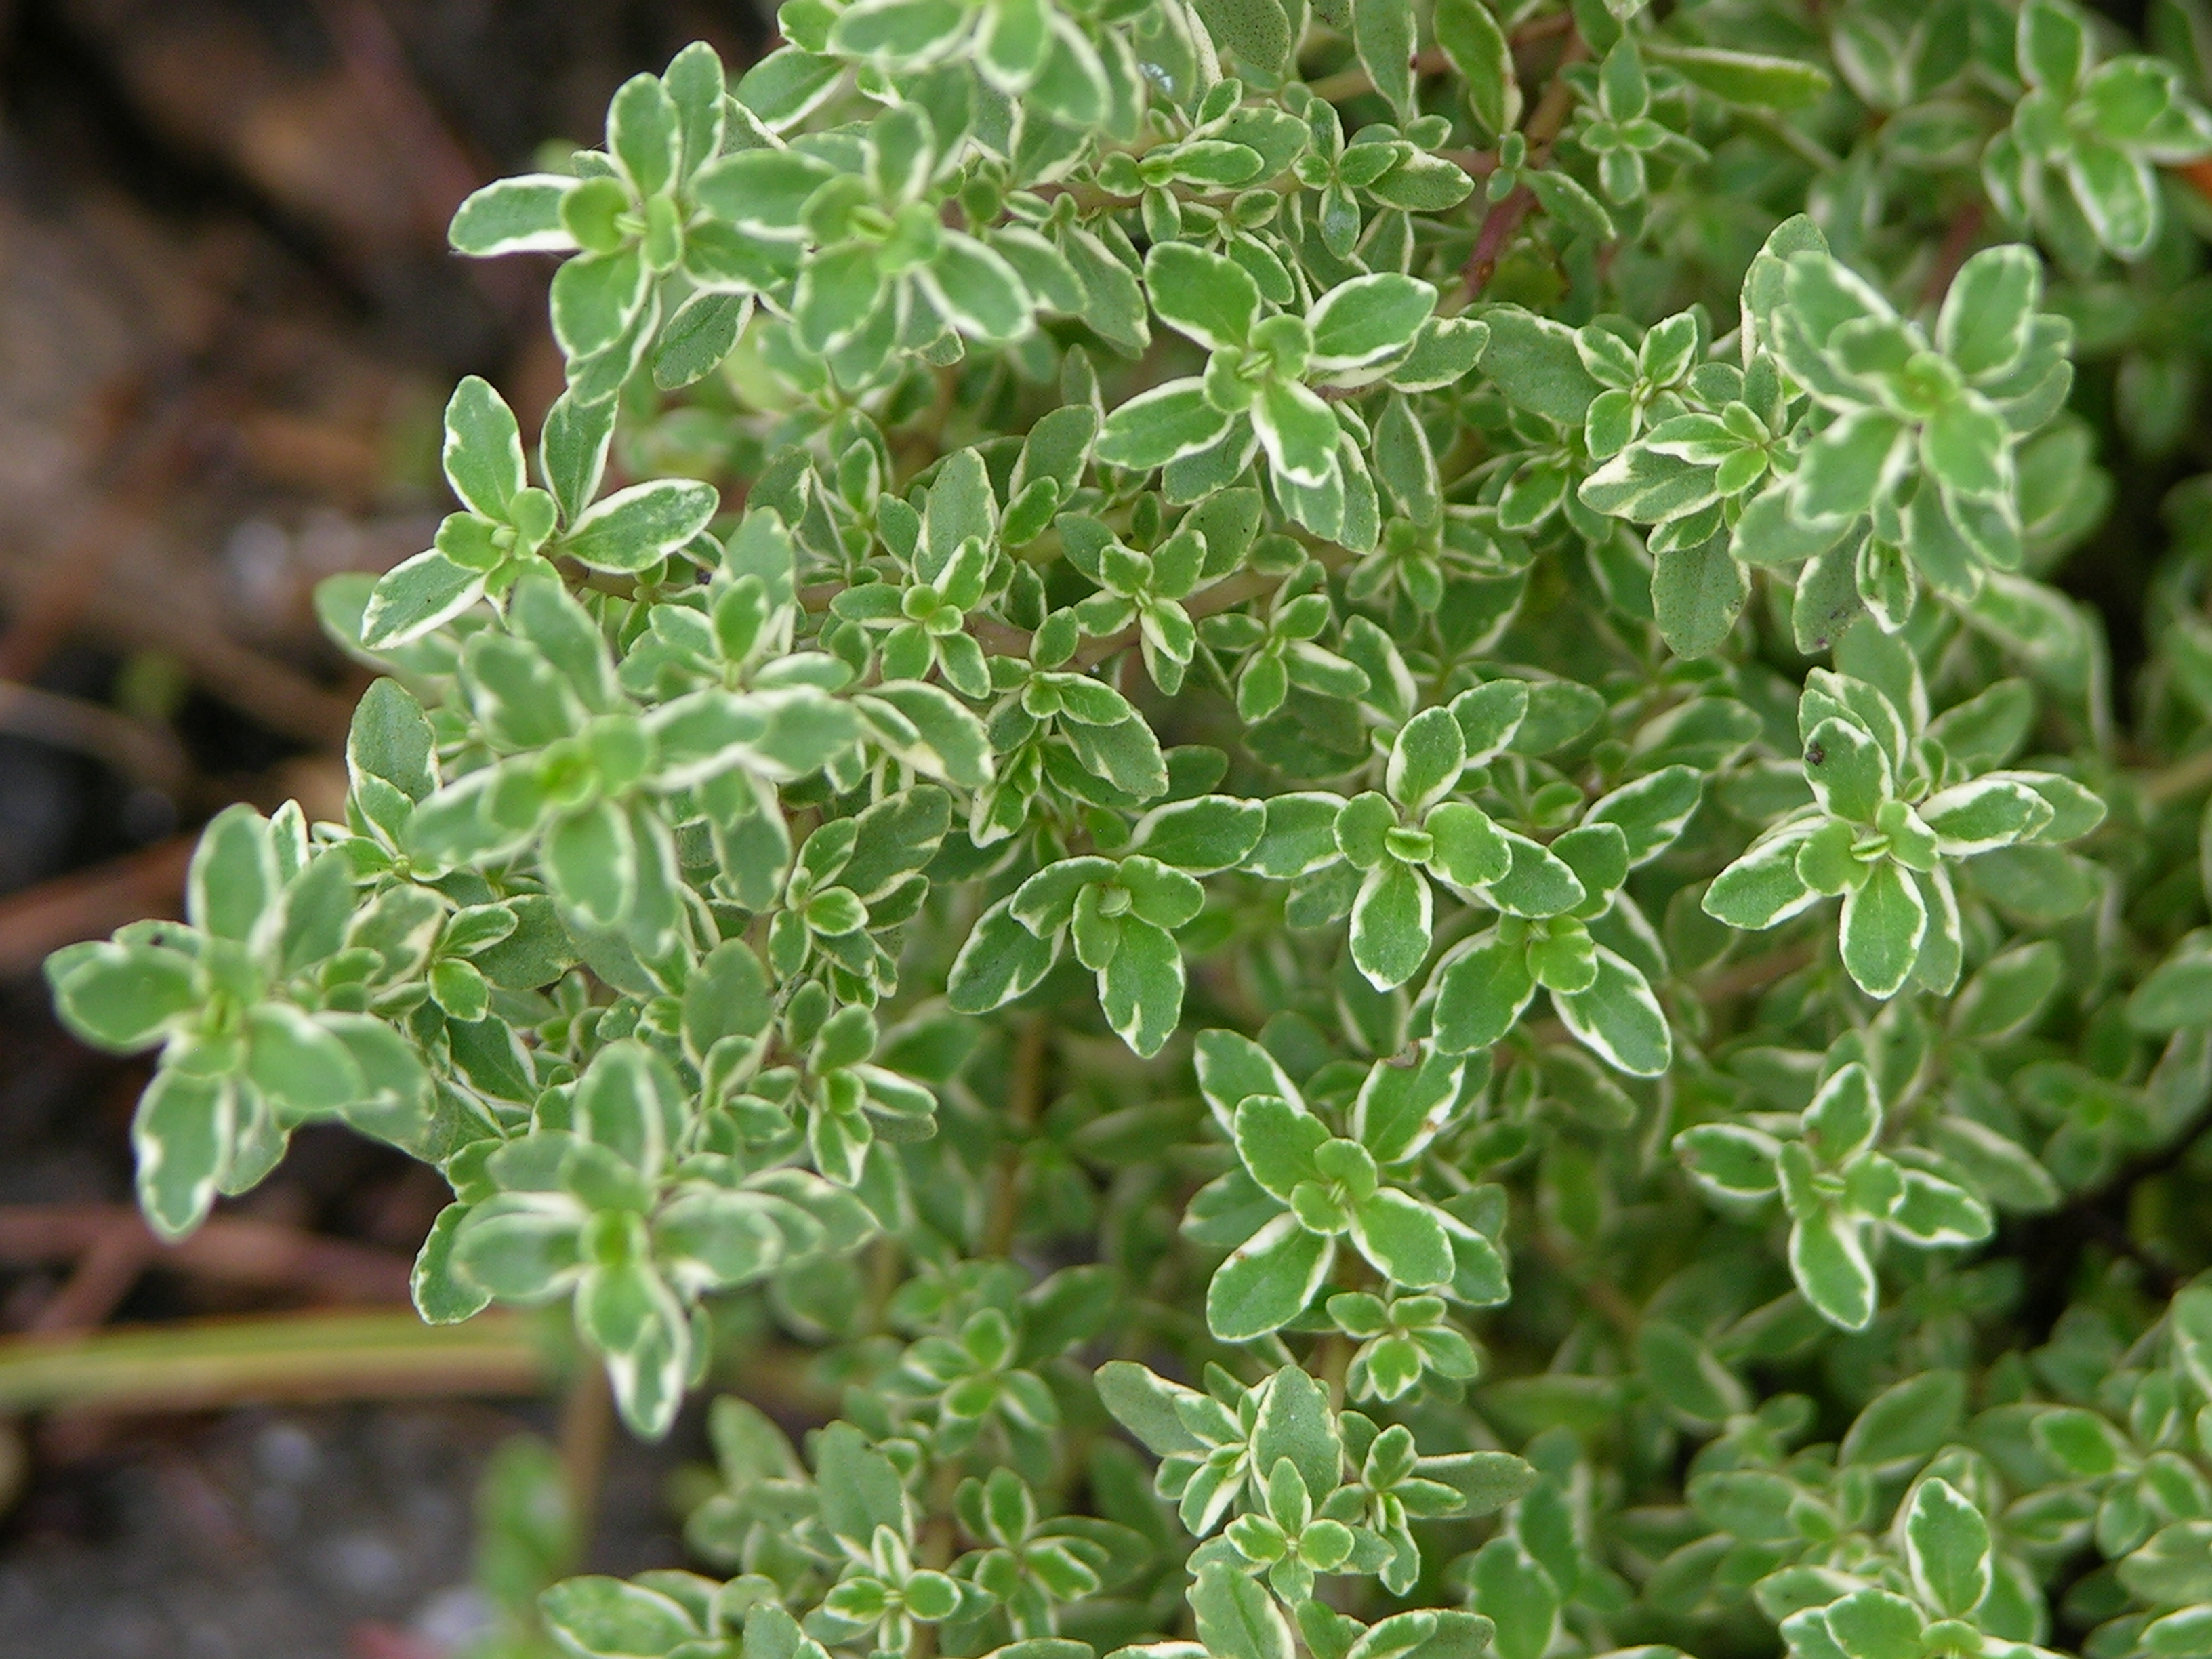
(1253, 684, 1704, 1078)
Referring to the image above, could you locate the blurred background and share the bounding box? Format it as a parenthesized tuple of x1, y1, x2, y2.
(0, 3, 770, 1654)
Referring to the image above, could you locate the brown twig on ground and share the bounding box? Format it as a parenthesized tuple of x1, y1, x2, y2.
(0, 834, 196, 973)
(98, 610, 360, 750)
(0, 371, 209, 687)
(27, 1225, 157, 1334)
(0, 1204, 415, 1309)
(0, 679, 190, 795)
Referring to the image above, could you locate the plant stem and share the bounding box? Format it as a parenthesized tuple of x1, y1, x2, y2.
(558, 1360, 615, 1567)
(2144, 743, 2212, 806)
(1462, 30, 1589, 295)
(985, 1014, 1049, 1258)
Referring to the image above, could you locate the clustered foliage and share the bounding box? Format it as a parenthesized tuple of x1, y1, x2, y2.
(42, 2, 2212, 1658)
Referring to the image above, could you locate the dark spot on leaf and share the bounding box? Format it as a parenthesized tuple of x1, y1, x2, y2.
(1806, 742, 1826, 767)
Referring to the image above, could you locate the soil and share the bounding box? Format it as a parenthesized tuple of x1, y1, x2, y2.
(0, 3, 761, 1652)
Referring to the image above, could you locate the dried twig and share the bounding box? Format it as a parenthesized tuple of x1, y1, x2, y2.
(0, 1204, 416, 1305)
(0, 834, 196, 974)
(0, 679, 189, 794)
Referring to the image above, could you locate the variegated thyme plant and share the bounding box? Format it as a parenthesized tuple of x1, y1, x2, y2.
(42, 5, 2212, 1659)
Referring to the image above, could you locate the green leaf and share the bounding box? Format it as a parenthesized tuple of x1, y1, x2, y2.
(815, 1421, 912, 1545)
(1254, 377, 1342, 489)
(1145, 241, 1261, 351)
(411, 1203, 493, 1325)
(2031, 1406, 2131, 1477)
(833, 0, 970, 59)
(443, 376, 526, 520)
(1904, 1477, 1992, 1617)
(1839, 858, 1927, 999)
(1351, 860, 1433, 989)
(926, 233, 1033, 341)
(132, 1069, 234, 1241)
(694, 148, 836, 236)
(1790, 1206, 1877, 1329)
(1587, 767, 1702, 866)
(654, 291, 752, 390)
(1235, 1094, 1329, 1200)
(1198, 1027, 1306, 1126)
(1822, 1589, 1925, 1659)
(50, 942, 199, 1051)
(1652, 533, 1747, 657)
(735, 46, 844, 127)
(608, 72, 682, 198)
(1484, 832, 1586, 918)
(1095, 1361, 1210, 1456)
(1479, 310, 1603, 426)
(245, 1005, 365, 1114)
(1432, 931, 1538, 1052)
(1208, 1212, 1333, 1340)
(1805, 1063, 1881, 1162)
(1674, 1122, 1780, 1201)
(1191, 0, 1294, 77)
(552, 247, 651, 363)
(2018, 0, 2090, 97)
(449, 174, 578, 256)
(1253, 1363, 1343, 1500)
(1309, 275, 1437, 371)
(1839, 1370, 1967, 1469)
(1468, 1539, 1558, 1659)
(562, 478, 719, 573)
(546, 801, 638, 930)
(1938, 245, 2042, 380)
(1353, 0, 1417, 119)
(1796, 409, 1908, 522)
(361, 550, 487, 649)
(1637, 1320, 1748, 1421)
(1804, 716, 1892, 822)
(1354, 1048, 1465, 1164)
(1100, 916, 1185, 1057)
(1919, 779, 2051, 855)
(190, 804, 280, 945)
(1645, 43, 1831, 107)
(861, 682, 993, 788)
(576, 1040, 687, 1175)
(1097, 379, 1235, 470)
(541, 1574, 701, 1656)
(1133, 794, 1267, 873)
(1705, 821, 1823, 929)
(1388, 708, 1467, 813)
(1427, 803, 1511, 888)
(2067, 138, 2161, 258)
(1554, 947, 1672, 1076)
(948, 895, 1063, 1012)
(1191, 1558, 1295, 1659)
(1434, 0, 1516, 132)
(1351, 1189, 1454, 1288)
